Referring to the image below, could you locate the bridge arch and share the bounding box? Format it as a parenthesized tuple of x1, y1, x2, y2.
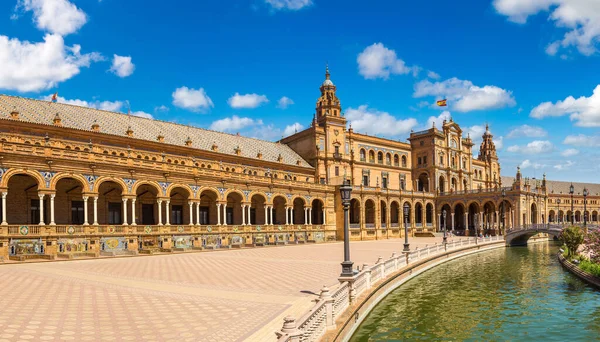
(506, 226, 562, 246)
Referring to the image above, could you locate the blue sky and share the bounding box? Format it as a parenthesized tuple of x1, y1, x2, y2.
(2, 0, 600, 182)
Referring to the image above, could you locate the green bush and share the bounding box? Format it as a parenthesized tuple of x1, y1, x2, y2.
(579, 259, 600, 278)
(560, 226, 585, 257)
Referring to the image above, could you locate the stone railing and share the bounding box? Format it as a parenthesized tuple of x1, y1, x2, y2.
(276, 235, 502, 342)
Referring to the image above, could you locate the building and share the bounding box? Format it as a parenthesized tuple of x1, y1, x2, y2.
(0, 67, 595, 260)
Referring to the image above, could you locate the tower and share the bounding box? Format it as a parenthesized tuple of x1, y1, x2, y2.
(315, 65, 345, 127)
(478, 124, 500, 187)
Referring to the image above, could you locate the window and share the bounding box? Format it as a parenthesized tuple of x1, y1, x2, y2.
(171, 205, 183, 225)
(440, 156, 444, 166)
(400, 177, 406, 190)
(394, 155, 399, 166)
(418, 157, 422, 165)
(363, 175, 369, 186)
(108, 202, 122, 224)
(402, 156, 407, 167)
(386, 154, 391, 165)
(335, 166, 339, 176)
(360, 149, 366, 161)
(30, 199, 47, 224)
(423, 156, 427, 165)
(71, 201, 84, 225)
(377, 152, 383, 164)
(334, 146, 340, 154)
(382, 177, 388, 189)
(369, 151, 375, 163)
(320, 178, 326, 184)
(226, 207, 233, 225)
(199, 206, 209, 225)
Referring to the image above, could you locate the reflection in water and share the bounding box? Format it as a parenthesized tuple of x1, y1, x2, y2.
(351, 243, 600, 341)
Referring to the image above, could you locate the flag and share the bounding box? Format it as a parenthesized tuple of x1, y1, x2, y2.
(51, 92, 58, 103)
(436, 99, 447, 107)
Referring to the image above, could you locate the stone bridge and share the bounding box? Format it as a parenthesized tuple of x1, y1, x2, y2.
(505, 224, 563, 246)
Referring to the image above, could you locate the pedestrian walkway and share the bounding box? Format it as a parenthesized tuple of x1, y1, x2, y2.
(0, 237, 447, 342)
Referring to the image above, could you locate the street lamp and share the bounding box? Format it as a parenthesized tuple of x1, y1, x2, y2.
(403, 203, 410, 252)
(442, 209, 447, 244)
(570, 183, 574, 225)
(584, 188, 588, 228)
(339, 180, 353, 277)
(501, 188, 506, 235)
(557, 198, 561, 225)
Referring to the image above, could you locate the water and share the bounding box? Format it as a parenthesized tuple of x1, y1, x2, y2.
(351, 243, 600, 341)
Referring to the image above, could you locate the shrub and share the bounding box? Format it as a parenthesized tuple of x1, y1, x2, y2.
(583, 230, 600, 264)
(560, 226, 584, 258)
(579, 259, 600, 278)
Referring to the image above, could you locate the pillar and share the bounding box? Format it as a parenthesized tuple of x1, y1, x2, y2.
(122, 198, 128, 225)
(157, 199, 163, 225)
(49, 194, 56, 225)
(322, 208, 326, 225)
(38, 194, 45, 225)
(437, 213, 441, 232)
(285, 207, 289, 225)
(93, 196, 98, 225)
(165, 200, 170, 225)
(451, 212, 455, 231)
(304, 207, 308, 225)
(495, 210, 499, 231)
(247, 205, 252, 225)
(269, 206, 274, 225)
(291, 208, 294, 225)
(131, 199, 137, 225)
(222, 203, 227, 225)
(188, 202, 193, 225)
(264, 205, 268, 225)
(195, 202, 200, 225)
(309, 208, 312, 225)
(82, 196, 89, 225)
(0, 192, 6, 225)
(241, 205, 246, 225)
(216, 203, 221, 225)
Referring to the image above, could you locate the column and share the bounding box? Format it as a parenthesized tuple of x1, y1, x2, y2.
(291, 208, 294, 225)
(304, 208, 308, 225)
(264, 205, 268, 225)
(0, 192, 6, 225)
(82, 196, 89, 225)
(241, 205, 246, 225)
(309, 208, 312, 225)
(285, 207, 289, 225)
(495, 211, 499, 231)
(49, 194, 56, 225)
(216, 203, 221, 225)
(165, 200, 170, 225)
(247, 205, 252, 225)
(93, 196, 98, 225)
(188, 202, 193, 225)
(195, 202, 200, 226)
(131, 199, 137, 225)
(451, 212, 455, 231)
(38, 194, 45, 225)
(222, 203, 227, 226)
(122, 198, 128, 225)
(269, 206, 274, 225)
(157, 199, 163, 225)
(323, 208, 326, 225)
(437, 213, 441, 232)
(465, 213, 468, 230)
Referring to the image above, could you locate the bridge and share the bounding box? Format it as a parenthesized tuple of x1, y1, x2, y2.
(505, 224, 564, 246)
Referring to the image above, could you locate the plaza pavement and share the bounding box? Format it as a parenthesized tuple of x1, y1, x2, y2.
(0, 236, 449, 342)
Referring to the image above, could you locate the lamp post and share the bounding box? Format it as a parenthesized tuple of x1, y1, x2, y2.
(557, 198, 561, 226)
(584, 188, 588, 232)
(403, 203, 410, 252)
(501, 188, 506, 235)
(570, 183, 574, 225)
(339, 180, 354, 277)
(442, 209, 447, 245)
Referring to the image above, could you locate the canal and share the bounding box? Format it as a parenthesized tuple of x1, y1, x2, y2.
(351, 242, 600, 341)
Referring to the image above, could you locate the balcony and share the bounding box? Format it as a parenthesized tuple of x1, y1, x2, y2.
(333, 152, 343, 160)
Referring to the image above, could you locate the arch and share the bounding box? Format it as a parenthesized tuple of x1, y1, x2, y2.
(166, 184, 194, 199)
(49, 173, 89, 192)
(438, 175, 446, 193)
(377, 151, 384, 164)
(368, 150, 375, 163)
(293, 197, 306, 224)
(224, 189, 246, 202)
(584, 210, 590, 224)
(199, 189, 219, 225)
(272, 195, 287, 225)
(417, 172, 429, 192)
(463, 179, 468, 191)
(453, 203, 466, 231)
(483, 201, 496, 232)
(250, 193, 267, 225)
(390, 201, 400, 226)
(451, 177, 458, 191)
(385, 153, 391, 165)
(350, 198, 360, 225)
(98, 180, 124, 225)
(468, 202, 480, 232)
(426, 203, 433, 226)
(415, 202, 423, 226)
(168, 186, 192, 225)
(593, 210, 598, 222)
(393, 154, 399, 167)
(95, 177, 128, 195)
(225, 192, 244, 225)
(136, 182, 159, 225)
(54, 176, 87, 225)
(1, 169, 45, 189)
(531, 203, 539, 224)
(359, 148, 366, 161)
(401, 155, 407, 167)
(311, 198, 324, 225)
(6, 173, 43, 225)
(558, 210, 565, 224)
(364, 199, 375, 226)
(549, 210, 556, 223)
(380, 200, 387, 226)
(440, 204, 452, 230)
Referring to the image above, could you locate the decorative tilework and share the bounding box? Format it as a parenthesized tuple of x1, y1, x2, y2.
(39, 170, 56, 188)
(217, 187, 227, 199)
(358, 144, 408, 156)
(189, 185, 199, 197)
(0, 167, 7, 183)
(84, 174, 98, 191)
(242, 190, 251, 201)
(123, 178, 136, 193)
(158, 182, 170, 196)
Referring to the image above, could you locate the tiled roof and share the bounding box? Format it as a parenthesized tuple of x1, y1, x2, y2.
(501, 176, 600, 196)
(0, 95, 311, 168)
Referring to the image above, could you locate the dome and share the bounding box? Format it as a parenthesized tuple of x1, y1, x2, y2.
(322, 79, 334, 86)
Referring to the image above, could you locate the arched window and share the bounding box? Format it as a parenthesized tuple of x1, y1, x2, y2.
(360, 149, 366, 161)
(369, 150, 375, 163)
(394, 154, 399, 166)
(401, 155, 407, 167)
(386, 153, 391, 165)
(377, 152, 383, 164)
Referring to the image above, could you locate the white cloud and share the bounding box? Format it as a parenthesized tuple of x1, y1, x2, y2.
(427, 71, 441, 79)
(265, 0, 312, 10)
(16, 0, 87, 36)
(506, 125, 548, 138)
(154, 105, 169, 112)
(495, 136, 504, 150)
(554, 160, 575, 170)
(43, 93, 124, 112)
(228, 93, 269, 109)
(493, 0, 600, 56)
(563, 134, 600, 147)
(172, 86, 214, 112)
(345, 105, 417, 137)
(425, 110, 451, 129)
(0, 34, 102, 93)
(277, 96, 294, 109)
(520, 159, 547, 169)
(131, 111, 153, 119)
(561, 148, 579, 157)
(209, 115, 259, 132)
(283, 122, 303, 136)
(357, 43, 413, 80)
(507, 140, 554, 154)
(109, 54, 135, 78)
(530, 85, 600, 127)
(413, 77, 516, 112)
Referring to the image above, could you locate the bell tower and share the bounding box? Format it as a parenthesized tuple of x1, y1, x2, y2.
(478, 124, 500, 188)
(316, 65, 345, 127)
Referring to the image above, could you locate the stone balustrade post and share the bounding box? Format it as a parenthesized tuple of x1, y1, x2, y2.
(391, 252, 398, 271)
(376, 256, 385, 278)
(363, 263, 371, 289)
(275, 316, 303, 342)
(319, 285, 335, 329)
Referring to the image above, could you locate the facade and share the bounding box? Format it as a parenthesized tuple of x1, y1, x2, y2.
(0, 67, 596, 260)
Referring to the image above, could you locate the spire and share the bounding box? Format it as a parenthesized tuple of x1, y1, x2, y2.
(325, 62, 330, 80)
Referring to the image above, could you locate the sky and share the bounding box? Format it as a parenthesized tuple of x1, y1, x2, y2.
(1, 0, 600, 182)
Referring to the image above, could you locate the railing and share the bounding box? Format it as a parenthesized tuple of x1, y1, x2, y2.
(277, 235, 503, 341)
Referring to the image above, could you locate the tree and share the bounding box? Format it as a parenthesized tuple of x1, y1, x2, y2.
(583, 230, 600, 263)
(560, 226, 584, 257)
